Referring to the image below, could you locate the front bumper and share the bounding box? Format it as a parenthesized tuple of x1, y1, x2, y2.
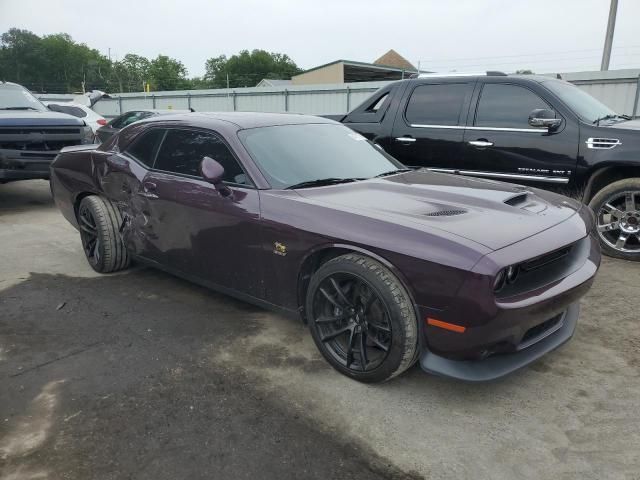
(420, 302, 579, 381)
(0, 151, 55, 181)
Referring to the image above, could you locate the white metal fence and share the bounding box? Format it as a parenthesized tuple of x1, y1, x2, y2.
(37, 69, 640, 119)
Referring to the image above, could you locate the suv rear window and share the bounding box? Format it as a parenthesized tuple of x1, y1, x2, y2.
(405, 84, 468, 126)
(47, 104, 88, 118)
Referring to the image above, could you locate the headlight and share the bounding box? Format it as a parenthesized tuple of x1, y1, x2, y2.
(494, 265, 519, 292)
(81, 125, 95, 144)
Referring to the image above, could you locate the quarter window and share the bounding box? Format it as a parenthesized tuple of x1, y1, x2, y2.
(126, 128, 165, 167)
(154, 129, 248, 185)
(475, 84, 551, 128)
(405, 83, 468, 126)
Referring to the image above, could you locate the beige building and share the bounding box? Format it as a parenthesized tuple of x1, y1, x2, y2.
(291, 50, 421, 85)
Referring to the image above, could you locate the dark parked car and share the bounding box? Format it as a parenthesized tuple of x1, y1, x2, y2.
(95, 109, 192, 143)
(331, 72, 640, 261)
(0, 81, 93, 183)
(50, 113, 600, 383)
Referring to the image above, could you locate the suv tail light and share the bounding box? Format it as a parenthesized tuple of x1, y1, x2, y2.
(97, 119, 107, 126)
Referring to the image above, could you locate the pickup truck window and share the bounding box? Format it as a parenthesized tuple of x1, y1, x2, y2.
(405, 84, 467, 126)
(475, 84, 550, 129)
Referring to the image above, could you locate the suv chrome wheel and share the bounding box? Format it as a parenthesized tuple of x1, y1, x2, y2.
(596, 191, 640, 253)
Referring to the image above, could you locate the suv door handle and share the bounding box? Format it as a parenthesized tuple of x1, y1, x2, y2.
(468, 140, 494, 147)
(395, 136, 416, 143)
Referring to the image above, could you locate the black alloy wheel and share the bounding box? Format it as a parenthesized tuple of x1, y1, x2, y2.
(306, 253, 419, 383)
(312, 272, 393, 372)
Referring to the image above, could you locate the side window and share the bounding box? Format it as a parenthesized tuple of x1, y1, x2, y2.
(475, 84, 551, 128)
(405, 83, 468, 126)
(366, 93, 389, 113)
(126, 128, 165, 167)
(109, 112, 134, 129)
(154, 129, 249, 185)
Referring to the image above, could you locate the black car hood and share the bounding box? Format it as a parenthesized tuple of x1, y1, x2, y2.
(0, 111, 85, 127)
(295, 170, 582, 251)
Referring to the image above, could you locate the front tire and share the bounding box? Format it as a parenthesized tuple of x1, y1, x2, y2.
(306, 253, 419, 383)
(77, 196, 131, 273)
(589, 178, 640, 261)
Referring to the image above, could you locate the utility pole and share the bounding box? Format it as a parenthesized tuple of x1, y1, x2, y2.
(600, 0, 618, 71)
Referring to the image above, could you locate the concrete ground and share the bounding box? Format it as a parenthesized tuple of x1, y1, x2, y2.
(0, 180, 639, 480)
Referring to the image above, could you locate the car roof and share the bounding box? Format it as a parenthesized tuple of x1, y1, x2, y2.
(142, 111, 338, 129)
(122, 109, 193, 115)
(398, 73, 555, 85)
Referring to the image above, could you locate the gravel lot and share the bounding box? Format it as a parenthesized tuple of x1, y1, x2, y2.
(1, 180, 639, 480)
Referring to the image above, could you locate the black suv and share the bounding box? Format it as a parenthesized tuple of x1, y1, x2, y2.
(334, 72, 640, 261)
(0, 82, 93, 183)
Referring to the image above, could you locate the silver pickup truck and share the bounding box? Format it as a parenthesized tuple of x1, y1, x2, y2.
(0, 82, 94, 183)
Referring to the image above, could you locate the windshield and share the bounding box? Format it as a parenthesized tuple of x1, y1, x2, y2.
(0, 84, 47, 111)
(238, 123, 403, 189)
(542, 79, 617, 123)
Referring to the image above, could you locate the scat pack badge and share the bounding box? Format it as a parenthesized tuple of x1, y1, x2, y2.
(273, 242, 287, 257)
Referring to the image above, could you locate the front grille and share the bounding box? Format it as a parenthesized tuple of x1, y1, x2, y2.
(424, 209, 466, 217)
(0, 139, 79, 152)
(520, 245, 572, 272)
(0, 128, 81, 135)
(496, 237, 589, 300)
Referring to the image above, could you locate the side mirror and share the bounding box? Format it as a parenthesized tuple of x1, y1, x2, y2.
(528, 109, 562, 131)
(200, 156, 231, 196)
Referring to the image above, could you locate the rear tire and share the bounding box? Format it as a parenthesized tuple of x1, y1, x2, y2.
(589, 178, 640, 261)
(306, 253, 419, 383)
(77, 196, 131, 273)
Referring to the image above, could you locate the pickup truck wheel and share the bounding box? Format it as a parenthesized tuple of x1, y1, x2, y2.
(589, 178, 640, 261)
(78, 196, 131, 273)
(306, 253, 419, 383)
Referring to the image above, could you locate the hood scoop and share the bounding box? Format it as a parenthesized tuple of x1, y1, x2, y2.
(504, 191, 548, 214)
(504, 192, 529, 206)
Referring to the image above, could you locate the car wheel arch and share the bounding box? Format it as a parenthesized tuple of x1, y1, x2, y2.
(296, 243, 418, 324)
(583, 163, 640, 202)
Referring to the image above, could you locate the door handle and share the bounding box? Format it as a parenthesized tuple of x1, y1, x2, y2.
(395, 136, 416, 143)
(468, 140, 494, 147)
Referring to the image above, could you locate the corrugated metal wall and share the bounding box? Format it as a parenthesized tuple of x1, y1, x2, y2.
(37, 69, 640, 118)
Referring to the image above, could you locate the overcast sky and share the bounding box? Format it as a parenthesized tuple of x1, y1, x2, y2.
(1, 0, 639, 77)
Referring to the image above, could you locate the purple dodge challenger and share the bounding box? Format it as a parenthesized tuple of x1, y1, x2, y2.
(50, 113, 600, 383)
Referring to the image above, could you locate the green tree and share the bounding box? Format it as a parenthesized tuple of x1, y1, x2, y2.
(148, 55, 188, 91)
(204, 49, 301, 88)
(0, 28, 44, 85)
(515, 69, 534, 74)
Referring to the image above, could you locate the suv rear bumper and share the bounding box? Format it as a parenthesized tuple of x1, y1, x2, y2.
(419, 302, 579, 381)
